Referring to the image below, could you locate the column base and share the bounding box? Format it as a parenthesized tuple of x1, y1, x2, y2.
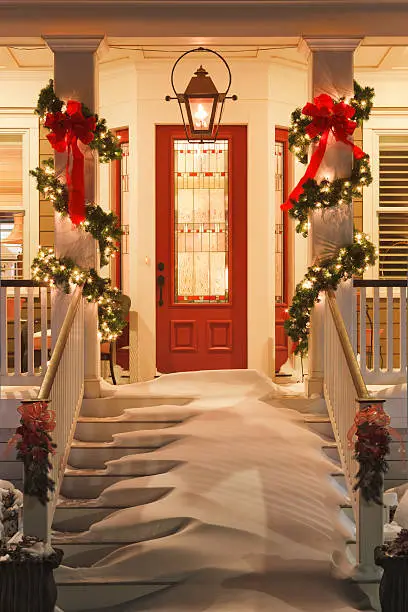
(305, 375, 324, 398)
(84, 377, 102, 399)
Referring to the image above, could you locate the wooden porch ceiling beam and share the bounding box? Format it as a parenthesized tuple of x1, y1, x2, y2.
(2, 4, 408, 39)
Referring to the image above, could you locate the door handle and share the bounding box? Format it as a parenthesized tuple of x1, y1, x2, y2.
(157, 262, 165, 306)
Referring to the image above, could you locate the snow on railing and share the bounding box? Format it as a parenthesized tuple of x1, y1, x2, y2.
(0, 280, 50, 386)
(324, 290, 383, 586)
(353, 279, 407, 385)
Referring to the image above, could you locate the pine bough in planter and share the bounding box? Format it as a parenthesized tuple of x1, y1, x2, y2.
(375, 529, 408, 612)
(0, 535, 63, 612)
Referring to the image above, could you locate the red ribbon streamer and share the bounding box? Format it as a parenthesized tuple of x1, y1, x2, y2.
(45, 101, 96, 225)
(282, 94, 366, 211)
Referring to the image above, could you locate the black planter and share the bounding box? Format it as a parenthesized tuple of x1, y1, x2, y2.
(0, 548, 63, 612)
(375, 545, 408, 612)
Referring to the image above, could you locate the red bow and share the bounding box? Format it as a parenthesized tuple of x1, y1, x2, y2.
(45, 101, 96, 225)
(282, 94, 366, 211)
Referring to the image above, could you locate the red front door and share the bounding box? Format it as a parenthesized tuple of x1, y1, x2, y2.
(156, 125, 247, 373)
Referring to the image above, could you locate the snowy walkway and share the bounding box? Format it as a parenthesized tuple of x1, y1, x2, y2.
(56, 371, 372, 611)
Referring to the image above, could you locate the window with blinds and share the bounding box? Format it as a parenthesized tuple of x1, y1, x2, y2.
(378, 135, 408, 278)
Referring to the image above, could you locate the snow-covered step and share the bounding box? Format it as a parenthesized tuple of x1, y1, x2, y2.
(303, 415, 334, 440)
(65, 459, 183, 478)
(53, 517, 191, 566)
(81, 395, 193, 417)
(60, 474, 173, 501)
(74, 418, 183, 442)
(0, 460, 22, 480)
(56, 579, 173, 611)
(54, 505, 130, 532)
(321, 442, 340, 464)
(68, 441, 179, 469)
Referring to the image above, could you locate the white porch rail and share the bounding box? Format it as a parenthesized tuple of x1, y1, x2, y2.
(324, 290, 383, 581)
(23, 286, 84, 542)
(0, 280, 51, 386)
(353, 279, 407, 385)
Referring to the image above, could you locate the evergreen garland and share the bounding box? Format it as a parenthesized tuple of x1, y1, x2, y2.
(285, 231, 376, 356)
(32, 249, 126, 340)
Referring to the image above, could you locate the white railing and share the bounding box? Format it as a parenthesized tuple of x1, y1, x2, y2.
(0, 280, 51, 386)
(353, 279, 407, 385)
(22, 287, 84, 542)
(324, 290, 383, 583)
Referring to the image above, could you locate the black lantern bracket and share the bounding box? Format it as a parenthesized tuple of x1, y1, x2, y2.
(165, 47, 237, 143)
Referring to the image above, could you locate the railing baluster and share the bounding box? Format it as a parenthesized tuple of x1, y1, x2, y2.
(373, 286, 380, 372)
(400, 286, 407, 377)
(14, 287, 21, 376)
(0, 286, 7, 376)
(41, 287, 48, 374)
(27, 287, 34, 375)
(360, 287, 367, 375)
(387, 286, 393, 373)
(352, 287, 358, 355)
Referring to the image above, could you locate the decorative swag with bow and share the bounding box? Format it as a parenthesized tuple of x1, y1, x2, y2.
(44, 101, 96, 225)
(282, 93, 365, 211)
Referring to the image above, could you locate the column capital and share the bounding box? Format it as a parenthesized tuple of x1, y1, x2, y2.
(303, 36, 363, 53)
(43, 35, 104, 54)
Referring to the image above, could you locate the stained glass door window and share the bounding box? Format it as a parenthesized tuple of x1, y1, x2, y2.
(174, 140, 229, 303)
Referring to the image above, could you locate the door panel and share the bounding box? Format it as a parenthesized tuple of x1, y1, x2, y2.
(156, 125, 247, 373)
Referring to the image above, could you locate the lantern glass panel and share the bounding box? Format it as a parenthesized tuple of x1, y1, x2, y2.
(187, 97, 216, 133)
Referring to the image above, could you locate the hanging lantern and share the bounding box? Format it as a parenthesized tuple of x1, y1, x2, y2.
(166, 47, 237, 142)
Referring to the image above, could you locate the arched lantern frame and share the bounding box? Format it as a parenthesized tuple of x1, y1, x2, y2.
(165, 46, 237, 142)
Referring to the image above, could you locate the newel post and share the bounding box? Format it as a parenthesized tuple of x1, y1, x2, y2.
(43, 35, 104, 399)
(303, 37, 362, 397)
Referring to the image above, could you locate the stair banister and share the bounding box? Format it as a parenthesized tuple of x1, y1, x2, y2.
(37, 286, 82, 401)
(23, 286, 85, 542)
(324, 289, 383, 593)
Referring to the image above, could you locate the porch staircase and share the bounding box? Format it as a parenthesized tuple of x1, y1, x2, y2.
(51, 376, 376, 612)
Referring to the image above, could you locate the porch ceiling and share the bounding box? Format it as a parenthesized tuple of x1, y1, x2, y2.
(4, 37, 408, 72)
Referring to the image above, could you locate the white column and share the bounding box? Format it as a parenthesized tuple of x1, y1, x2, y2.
(43, 35, 104, 399)
(304, 37, 362, 398)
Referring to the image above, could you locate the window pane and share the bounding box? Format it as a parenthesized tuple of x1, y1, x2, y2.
(174, 140, 229, 304)
(379, 135, 408, 278)
(0, 134, 23, 208)
(0, 212, 23, 279)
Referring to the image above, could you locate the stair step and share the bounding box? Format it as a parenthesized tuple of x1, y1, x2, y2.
(304, 416, 334, 440)
(71, 432, 181, 448)
(321, 442, 340, 463)
(60, 474, 173, 500)
(74, 421, 181, 442)
(68, 444, 175, 469)
(81, 395, 193, 417)
(52, 517, 190, 565)
(65, 459, 183, 477)
(56, 580, 172, 611)
(53, 505, 129, 531)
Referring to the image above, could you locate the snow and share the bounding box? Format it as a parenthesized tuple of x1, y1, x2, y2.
(56, 370, 372, 611)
